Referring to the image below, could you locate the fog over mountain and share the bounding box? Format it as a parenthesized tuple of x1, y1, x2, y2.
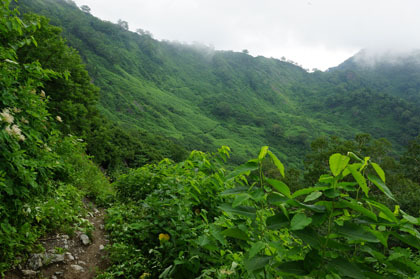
(73, 0, 420, 70)
(348, 49, 420, 68)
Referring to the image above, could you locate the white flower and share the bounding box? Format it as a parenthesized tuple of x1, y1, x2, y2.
(4, 59, 18, 65)
(40, 90, 46, 98)
(5, 124, 25, 141)
(21, 117, 29, 124)
(5, 125, 12, 135)
(56, 116, 63, 122)
(0, 108, 14, 124)
(220, 269, 234, 275)
(11, 124, 22, 135)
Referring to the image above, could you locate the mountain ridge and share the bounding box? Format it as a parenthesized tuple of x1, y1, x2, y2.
(16, 0, 420, 166)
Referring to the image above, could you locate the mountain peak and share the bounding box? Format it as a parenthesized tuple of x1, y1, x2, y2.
(338, 48, 420, 69)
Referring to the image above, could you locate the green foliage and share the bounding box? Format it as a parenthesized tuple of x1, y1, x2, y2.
(208, 147, 420, 278)
(4, 1, 420, 277)
(54, 136, 114, 204)
(401, 135, 420, 184)
(304, 134, 420, 216)
(0, 1, 112, 271)
(100, 147, 231, 278)
(98, 146, 420, 278)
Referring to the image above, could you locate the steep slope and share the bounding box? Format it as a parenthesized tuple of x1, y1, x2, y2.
(330, 49, 420, 105)
(17, 0, 420, 166)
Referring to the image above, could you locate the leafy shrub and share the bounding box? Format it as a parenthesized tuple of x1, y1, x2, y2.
(208, 147, 420, 278)
(55, 136, 113, 204)
(0, 1, 112, 271)
(100, 146, 420, 278)
(99, 147, 231, 278)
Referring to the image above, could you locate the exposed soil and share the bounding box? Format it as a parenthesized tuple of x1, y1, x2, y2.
(4, 202, 109, 279)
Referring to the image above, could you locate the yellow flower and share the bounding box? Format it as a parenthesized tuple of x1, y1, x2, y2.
(158, 233, 170, 242)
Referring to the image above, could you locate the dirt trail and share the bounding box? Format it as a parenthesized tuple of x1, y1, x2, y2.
(5, 202, 109, 279)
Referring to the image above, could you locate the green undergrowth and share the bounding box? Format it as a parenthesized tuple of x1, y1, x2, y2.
(99, 146, 420, 278)
(0, 0, 113, 272)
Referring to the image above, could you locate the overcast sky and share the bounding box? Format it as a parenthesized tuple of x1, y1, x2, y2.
(73, 0, 420, 71)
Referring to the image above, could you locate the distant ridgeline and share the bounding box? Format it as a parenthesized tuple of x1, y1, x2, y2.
(16, 0, 420, 167)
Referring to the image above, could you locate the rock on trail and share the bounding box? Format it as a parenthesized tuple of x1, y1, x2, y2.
(5, 203, 109, 279)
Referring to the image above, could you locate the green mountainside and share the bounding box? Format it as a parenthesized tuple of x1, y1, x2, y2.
(16, 0, 420, 168)
(331, 49, 420, 104)
(2, 0, 420, 277)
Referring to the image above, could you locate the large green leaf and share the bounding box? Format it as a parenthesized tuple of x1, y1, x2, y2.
(366, 200, 398, 223)
(347, 152, 363, 163)
(371, 162, 386, 182)
(292, 186, 328, 198)
(348, 164, 369, 197)
(218, 204, 256, 219)
(290, 213, 312, 231)
(225, 161, 258, 181)
(197, 235, 218, 251)
(232, 193, 250, 208)
(329, 153, 350, 176)
(276, 261, 308, 276)
(209, 225, 226, 246)
(402, 214, 420, 225)
(248, 241, 266, 259)
(336, 222, 378, 243)
(304, 191, 322, 202)
(328, 257, 365, 279)
(266, 178, 290, 198)
(336, 199, 377, 221)
(267, 192, 289, 205)
(360, 246, 386, 261)
(244, 256, 271, 272)
(266, 213, 289, 229)
(293, 227, 322, 248)
(258, 146, 269, 161)
(267, 150, 285, 177)
(391, 232, 420, 250)
(367, 174, 395, 201)
(288, 200, 327, 213)
(220, 186, 248, 196)
(222, 227, 249, 241)
(368, 229, 389, 247)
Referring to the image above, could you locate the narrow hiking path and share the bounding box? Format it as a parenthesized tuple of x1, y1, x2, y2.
(5, 202, 109, 279)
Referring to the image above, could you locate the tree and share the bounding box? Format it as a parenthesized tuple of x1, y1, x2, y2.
(16, 14, 101, 138)
(401, 135, 420, 184)
(117, 19, 128, 30)
(80, 5, 90, 13)
(136, 28, 153, 37)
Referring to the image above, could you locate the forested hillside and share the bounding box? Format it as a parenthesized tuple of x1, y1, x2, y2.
(2, 0, 420, 278)
(332, 49, 420, 105)
(16, 0, 420, 167)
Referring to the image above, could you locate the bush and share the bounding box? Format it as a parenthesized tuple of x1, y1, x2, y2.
(99, 146, 420, 278)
